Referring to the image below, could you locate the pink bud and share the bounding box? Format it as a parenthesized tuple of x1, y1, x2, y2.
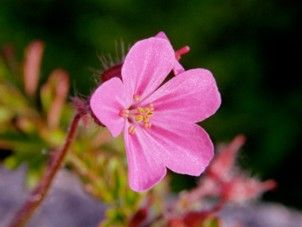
(23, 41, 44, 97)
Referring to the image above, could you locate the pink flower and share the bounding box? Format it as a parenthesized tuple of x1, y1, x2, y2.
(90, 35, 221, 192)
(155, 31, 190, 75)
(100, 31, 189, 82)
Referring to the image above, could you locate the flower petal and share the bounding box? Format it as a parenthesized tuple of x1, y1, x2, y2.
(155, 31, 185, 75)
(124, 122, 166, 192)
(90, 78, 129, 137)
(173, 60, 185, 75)
(141, 121, 214, 176)
(122, 37, 175, 101)
(155, 31, 169, 40)
(141, 68, 221, 123)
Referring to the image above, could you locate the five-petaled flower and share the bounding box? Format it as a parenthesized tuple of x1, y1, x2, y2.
(90, 33, 221, 192)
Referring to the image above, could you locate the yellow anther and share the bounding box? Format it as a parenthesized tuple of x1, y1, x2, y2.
(128, 125, 136, 134)
(137, 107, 144, 114)
(135, 115, 144, 122)
(133, 105, 154, 127)
(123, 103, 154, 130)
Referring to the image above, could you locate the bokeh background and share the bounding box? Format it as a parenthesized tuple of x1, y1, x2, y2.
(0, 0, 301, 209)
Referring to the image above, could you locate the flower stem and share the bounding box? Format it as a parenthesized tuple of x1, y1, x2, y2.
(9, 112, 84, 227)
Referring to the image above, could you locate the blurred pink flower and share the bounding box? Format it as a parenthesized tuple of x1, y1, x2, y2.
(23, 41, 44, 97)
(183, 135, 277, 206)
(90, 35, 221, 191)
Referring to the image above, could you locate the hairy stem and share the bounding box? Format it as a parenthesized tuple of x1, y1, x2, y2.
(9, 113, 84, 227)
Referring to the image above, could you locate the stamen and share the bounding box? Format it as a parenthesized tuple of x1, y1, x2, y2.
(128, 125, 136, 134)
(133, 104, 154, 128)
(124, 103, 154, 131)
(135, 115, 144, 122)
(120, 109, 130, 118)
(144, 122, 152, 128)
(133, 95, 141, 102)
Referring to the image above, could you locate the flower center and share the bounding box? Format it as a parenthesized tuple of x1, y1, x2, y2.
(120, 104, 154, 134)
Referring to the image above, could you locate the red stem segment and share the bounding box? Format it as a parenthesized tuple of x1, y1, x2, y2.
(9, 113, 83, 227)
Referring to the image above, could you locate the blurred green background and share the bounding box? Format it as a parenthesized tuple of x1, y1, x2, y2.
(0, 0, 301, 208)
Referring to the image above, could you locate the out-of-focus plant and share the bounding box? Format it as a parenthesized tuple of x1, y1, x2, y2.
(0, 40, 275, 227)
(0, 41, 72, 184)
(0, 41, 142, 226)
(126, 135, 276, 227)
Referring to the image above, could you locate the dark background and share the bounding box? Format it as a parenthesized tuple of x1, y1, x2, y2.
(0, 0, 301, 209)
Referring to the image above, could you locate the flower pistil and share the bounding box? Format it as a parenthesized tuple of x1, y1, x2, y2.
(121, 103, 154, 134)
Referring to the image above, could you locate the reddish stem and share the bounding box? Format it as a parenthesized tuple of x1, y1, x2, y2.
(9, 113, 84, 227)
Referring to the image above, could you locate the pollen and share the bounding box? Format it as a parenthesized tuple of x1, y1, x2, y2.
(134, 104, 154, 128)
(125, 104, 154, 133)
